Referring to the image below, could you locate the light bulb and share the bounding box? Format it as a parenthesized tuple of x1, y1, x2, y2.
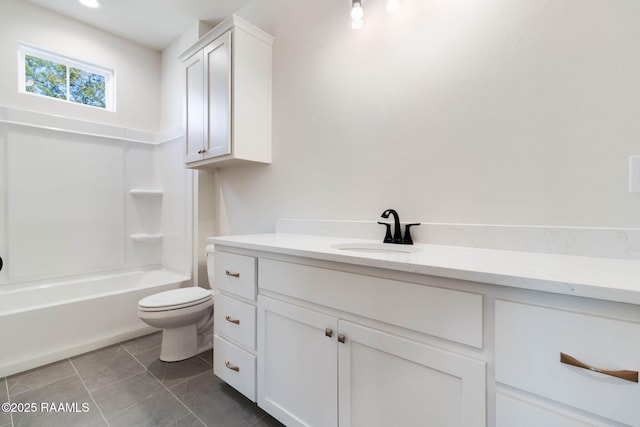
(385, 0, 401, 12)
(351, 2, 364, 21)
(351, 18, 364, 30)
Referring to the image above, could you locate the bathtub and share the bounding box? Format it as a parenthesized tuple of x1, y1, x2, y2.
(0, 268, 191, 377)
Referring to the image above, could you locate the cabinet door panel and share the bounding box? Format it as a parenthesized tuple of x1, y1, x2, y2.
(338, 320, 486, 427)
(204, 30, 231, 159)
(184, 51, 204, 163)
(257, 296, 338, 427)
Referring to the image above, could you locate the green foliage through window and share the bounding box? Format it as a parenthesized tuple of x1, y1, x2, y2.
(70, 68, 106, 108)
(25, 55, 67, 100)
(21, 45, 112, 111)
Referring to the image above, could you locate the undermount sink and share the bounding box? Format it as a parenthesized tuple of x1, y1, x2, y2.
(331, 242, 422, 254)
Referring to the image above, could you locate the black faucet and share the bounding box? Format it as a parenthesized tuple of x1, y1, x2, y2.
(379, 209, 403, 244)
(378, 209, 421, 245)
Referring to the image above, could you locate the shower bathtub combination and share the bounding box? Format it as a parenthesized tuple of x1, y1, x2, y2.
(0, 268, 190, 377)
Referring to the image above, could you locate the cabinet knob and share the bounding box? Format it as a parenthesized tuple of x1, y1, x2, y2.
(225, 315, 240, 325)
(225, 359, 240, 372)
(560, 352, 638, 383)
(325, 328, 333, 338)
(197, 149, 203, 154)
(337, 334, 346, 344)
(225, 270, 240, 278)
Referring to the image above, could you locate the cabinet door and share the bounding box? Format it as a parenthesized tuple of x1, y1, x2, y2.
(338, 320, 486, 427)
(257, 296, 338, 427)
(204, 30, 231, 159)
(184, 51, 204, 163)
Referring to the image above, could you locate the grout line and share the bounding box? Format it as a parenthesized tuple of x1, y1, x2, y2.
(84, 370, 144, 395)
(121, 344, 209, 427)
(198, 351, 213, 367)
(8, 372, 77, 400)
(68, 358, 110, 427)
(4, 377, 13, 427)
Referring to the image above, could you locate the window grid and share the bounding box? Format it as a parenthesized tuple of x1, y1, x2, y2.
(18, 42, 115, 112)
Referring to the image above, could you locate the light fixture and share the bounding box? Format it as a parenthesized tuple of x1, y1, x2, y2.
(78, 0, 100, 8)
(351, 0, 364, 20)
(351, 18, 364, 30)
(351, 0, 364, 30)
(384, 0, 401, 12)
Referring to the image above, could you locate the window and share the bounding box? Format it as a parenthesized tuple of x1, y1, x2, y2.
(18, 43, 115, 111)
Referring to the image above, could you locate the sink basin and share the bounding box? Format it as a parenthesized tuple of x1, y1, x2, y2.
(331, 242, 422, 254)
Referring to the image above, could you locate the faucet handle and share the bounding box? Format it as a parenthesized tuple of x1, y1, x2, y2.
(377, 222, 393, 243)
(402, 223, 421, 245)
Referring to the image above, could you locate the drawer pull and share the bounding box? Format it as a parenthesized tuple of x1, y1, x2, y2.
(337, 334, 346, 344)
(560, 352, 638, 383)
(224, 359, 240, 372)
(325, 328, 333, 338)
(225, 270, 240, 278)
(225, 315, 240, 325)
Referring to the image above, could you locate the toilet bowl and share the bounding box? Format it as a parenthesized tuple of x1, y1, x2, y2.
(138, 287, 213, 362)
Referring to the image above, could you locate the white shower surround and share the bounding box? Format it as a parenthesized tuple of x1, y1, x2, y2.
(0, 268, 190, 377)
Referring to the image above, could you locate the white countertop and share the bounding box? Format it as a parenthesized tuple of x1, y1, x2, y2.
(209, 233, 640, 305)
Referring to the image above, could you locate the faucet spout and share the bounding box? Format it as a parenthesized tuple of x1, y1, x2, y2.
(380, 209, 402, 244)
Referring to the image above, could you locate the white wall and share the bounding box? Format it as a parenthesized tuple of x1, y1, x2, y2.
(0, 0, 160, 132)
(206, 0, 640, 235)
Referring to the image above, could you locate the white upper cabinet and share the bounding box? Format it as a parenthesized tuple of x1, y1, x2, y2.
(180, 16, 273, 168)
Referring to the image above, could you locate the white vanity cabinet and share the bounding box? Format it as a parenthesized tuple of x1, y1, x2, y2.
(211, 251, 258, 401)
(211, 232, 640, 427)
(495, 300, 640, 427)
(257, 296, 338, 427)
(257, 258, 486, 427)
(180, 15, 273, 169)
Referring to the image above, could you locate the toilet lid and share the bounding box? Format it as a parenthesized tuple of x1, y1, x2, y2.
(139, 287, 212, 310)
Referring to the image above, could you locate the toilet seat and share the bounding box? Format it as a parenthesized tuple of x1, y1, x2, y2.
(139, 287, 212, 312)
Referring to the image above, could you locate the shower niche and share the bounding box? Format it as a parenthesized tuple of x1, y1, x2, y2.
(129, 188, 164, 243)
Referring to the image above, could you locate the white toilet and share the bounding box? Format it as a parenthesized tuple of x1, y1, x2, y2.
(138, 287, 214, 362)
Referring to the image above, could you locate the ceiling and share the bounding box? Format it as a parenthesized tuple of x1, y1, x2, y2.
(26, 0, 254, 51)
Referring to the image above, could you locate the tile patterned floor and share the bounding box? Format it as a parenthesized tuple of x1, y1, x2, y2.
(0, 332, 283, 427)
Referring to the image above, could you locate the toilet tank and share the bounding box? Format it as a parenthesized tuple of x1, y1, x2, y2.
(205, 245, 215, 287)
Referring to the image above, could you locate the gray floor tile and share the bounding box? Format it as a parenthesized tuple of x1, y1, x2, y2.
(176, 413, 207, 426)
(0, 377, 11, 427)
(170, 371, 274, 427)
(91, 371, 165, 418)
(121, 331, 162, 355)
(250, 415, 285, 427)
(197, 349, 213, 366)
(7, 359, 76, 396)
(10, 375, 106, 427)
(71, 344, 145, 392)
(105, 389, 190, 427)
(134, 346, 212, 388)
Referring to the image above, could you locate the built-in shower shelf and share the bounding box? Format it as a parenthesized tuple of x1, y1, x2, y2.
(129, 189, 163, 197)
(130, 234, 163, 242)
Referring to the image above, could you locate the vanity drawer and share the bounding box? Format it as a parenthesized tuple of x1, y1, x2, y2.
(259, 259, 483, 348)
(214, 293, 256, 351)
(496, 393, 600, 427)
(213, 335, 256, 402)
(214, 251, 257, 301)
(495, 300, 640, 426)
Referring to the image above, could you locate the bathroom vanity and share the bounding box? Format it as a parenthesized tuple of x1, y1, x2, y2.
(208, 231, 640, 427)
